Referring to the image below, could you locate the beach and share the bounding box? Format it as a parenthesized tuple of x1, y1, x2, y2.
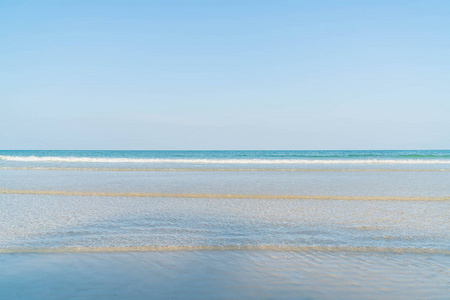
(1, 150, 449, 299)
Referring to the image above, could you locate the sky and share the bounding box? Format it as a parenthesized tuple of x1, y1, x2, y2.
(1, 0, 449, 150)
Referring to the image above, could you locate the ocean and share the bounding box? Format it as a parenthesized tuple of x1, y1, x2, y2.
(1, 150, 449, 299)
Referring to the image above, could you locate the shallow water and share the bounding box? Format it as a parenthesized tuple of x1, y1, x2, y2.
(1, 150, 449, 298)
(1, 251, 448, 300)
(1, 195, 449, 251)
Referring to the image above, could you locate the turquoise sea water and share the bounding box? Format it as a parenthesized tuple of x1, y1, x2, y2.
(1, 149, 450, 162)
(1, 150, 449, 299)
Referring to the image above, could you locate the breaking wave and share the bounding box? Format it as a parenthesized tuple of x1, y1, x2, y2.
(2, 167, 449, 172)
(1, 155, 450, 164)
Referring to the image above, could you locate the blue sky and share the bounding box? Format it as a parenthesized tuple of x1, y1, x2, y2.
(1, 0, 449, 150)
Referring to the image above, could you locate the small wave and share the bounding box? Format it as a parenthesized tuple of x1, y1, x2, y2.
(1, 155, 450, 164)
(398, 154, 450, 158)
(0, 245, 448, 254)
(1, 189, 448, 201)
(1, 167, 450, 172)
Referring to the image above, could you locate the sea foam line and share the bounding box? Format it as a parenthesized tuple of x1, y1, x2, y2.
(1, 155, 450, 164)
(1, 167, 450, 172)
(1, 189, 448, 201)
(0, 245, 448, 254)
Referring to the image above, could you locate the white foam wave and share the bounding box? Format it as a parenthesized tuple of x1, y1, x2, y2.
(1, 155, 450, 164)
(2, 167, 449, 172)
